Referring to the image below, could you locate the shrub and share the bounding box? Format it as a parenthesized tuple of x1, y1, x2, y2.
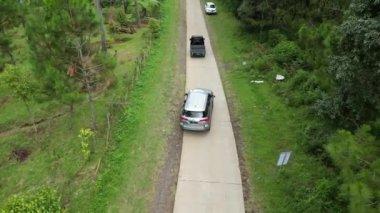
(2, 188, 62, 212)
(115, 8, 128, 27)
(148, 18, 161, 39)
(278, 70, 322, 107)
(108, 20, 121, 33)
(271, 40, 303, 68)
(78, 128, 94, 161)
(266, 29, 287, 47)
(298, 120, 332, 156)
(253, 56, 272, 72)
(279, 165, 343, 212)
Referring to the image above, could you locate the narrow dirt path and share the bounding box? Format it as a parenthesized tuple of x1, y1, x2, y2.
(173, 0, 245, 212)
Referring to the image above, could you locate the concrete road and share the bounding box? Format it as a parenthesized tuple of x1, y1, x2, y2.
(173, 0, 245, 212)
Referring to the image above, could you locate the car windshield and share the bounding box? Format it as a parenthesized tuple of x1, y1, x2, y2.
(209, 5, 215, 8)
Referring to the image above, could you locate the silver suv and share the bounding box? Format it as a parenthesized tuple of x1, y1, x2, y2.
(180, 88, 215, 131)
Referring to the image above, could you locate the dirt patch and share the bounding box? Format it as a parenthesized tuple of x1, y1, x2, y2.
(0, 96, 12, 108)
(149, 0, 187, 211)
(11, 148, 30, 162)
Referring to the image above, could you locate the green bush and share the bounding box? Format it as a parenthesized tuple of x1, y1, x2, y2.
(253, 56, 272, 72)
(2, 188, 62, 213)
(271, 40, 303, 67)
(277, 70, 322, 107)
(266, 29, 287, 47)
(115, 8, 128, 27)
(297, 120, 332, 156)
(108, 20, 121, 33)
(148, 18, 161, 39)
(279, 165, 343, 212)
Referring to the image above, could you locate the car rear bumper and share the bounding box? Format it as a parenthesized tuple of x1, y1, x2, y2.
(180, 122, 210, 131)
(190, 50, 206, 57)
(205, 10, 217, 14)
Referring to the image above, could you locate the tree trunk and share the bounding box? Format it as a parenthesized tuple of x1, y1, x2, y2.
(77, 42, 97, 130)
(94, 0, 107, 52)
(134, 0, 141, 28)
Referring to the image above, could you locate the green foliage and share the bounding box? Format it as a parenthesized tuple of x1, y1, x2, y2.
(0, 0, 23, 70)
(148, 18, 161, 39)
(279, 163, 343, 212)
(298, 119, 332, 156)
(271, 40, 302, 69)
(109, 20, 121, 33)
(78, 128, 94, 161)
(1, 64, 37, 103)
(235, 0, 350, 30)
(26, 0, 100, 97)
(286, 70, 322, 106)
(316, 0, 380, 128)
(326, 124, 380, 212)
(266, 29, 287, 47)
(115, 7, 129, 27)
(95, 52, 117, 74)
(297, 23, 339, 70)
(252, 56, 271, 72)
(2, 188, 62, 213)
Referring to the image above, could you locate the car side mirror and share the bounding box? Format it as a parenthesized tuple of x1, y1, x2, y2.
(184, 94, 188, 102)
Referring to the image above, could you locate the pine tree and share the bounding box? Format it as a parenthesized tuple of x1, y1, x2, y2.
(26, 0, 111, 130)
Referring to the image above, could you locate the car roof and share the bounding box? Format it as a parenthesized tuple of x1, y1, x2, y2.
(184, 89, 211, 112)
(206, 2, 215, 5)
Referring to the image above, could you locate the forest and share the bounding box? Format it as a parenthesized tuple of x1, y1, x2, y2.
(0, 0, 167, 211)
(220, 0, 380, 212)
(0, 0, 379, 212)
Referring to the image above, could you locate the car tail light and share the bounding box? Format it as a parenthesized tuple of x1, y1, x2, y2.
(199, 117, 209, 122)
(180, 115, 187, 120)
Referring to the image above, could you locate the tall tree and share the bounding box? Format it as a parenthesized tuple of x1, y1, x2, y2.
(316, 0, 380, 129)
(26, 0, 109, 130)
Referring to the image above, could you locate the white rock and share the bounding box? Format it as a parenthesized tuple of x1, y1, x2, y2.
(251, 80, 264, 84)
(276, 74, 285, 81)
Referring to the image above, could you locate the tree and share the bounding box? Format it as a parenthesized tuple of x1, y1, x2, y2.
(326, 124, 380, 212)
(316, 0, 380, 129)
(26, 0, 112, 130)
(2, 65, 38, 132)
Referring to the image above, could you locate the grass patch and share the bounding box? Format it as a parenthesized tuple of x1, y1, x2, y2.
(92, 0, 181, 211)
(0, 7, 164, 213)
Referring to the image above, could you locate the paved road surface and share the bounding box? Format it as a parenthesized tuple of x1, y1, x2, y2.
(173, 0, 245, 212)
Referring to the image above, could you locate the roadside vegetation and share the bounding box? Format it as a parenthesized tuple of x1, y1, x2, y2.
(205, 0, 380, 212)
(0, 0, 180, 212)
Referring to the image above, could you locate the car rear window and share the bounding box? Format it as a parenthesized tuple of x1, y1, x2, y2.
(184, 110, 205, 118)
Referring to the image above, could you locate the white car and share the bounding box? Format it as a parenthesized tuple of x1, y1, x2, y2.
(205, 2, 217, 15)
